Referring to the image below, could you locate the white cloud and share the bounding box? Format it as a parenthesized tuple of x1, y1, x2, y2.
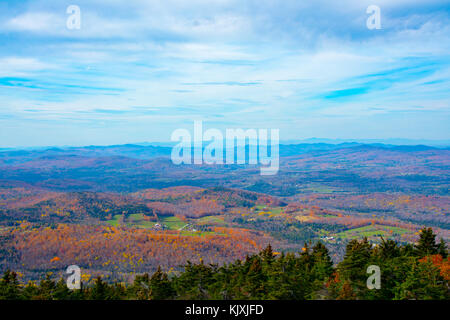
(5, 12, 63, 33)
(0, 0, 449, 145)
(0, 57, 54, 77)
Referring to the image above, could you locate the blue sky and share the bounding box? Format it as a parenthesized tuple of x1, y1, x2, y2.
(0, 0, 449, 147)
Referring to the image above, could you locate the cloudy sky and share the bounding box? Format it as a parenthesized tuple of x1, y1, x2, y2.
(0, 0, 449, 147)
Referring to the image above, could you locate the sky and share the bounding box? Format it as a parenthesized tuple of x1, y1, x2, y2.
(0, 0, 449, 147)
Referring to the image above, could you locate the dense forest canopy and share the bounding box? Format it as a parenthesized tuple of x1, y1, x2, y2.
(1, 228, 448, 300)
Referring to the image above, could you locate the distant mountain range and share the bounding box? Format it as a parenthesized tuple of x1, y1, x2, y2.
(0, 142, 448, 166)
(138, 138, 450, 148)
(280, 138, 450, 147)
(3, 138, 449, 151)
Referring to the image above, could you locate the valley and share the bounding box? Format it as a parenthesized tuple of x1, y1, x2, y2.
(0, 143, 448, 282)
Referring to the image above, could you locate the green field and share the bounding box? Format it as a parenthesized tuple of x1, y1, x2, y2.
(106, 213, 157, 228)
(317, 213, 336, 218)
(254, 205, 284, 215)
(197, 215, 226, 226)
(302, 183, 338, 194)
(106, 214, 121, 227)
(104, 213, 228, 237)
(161, 216, 186, 230)
(106, 214, 186, 230)
(336, 224, 410, 240)
(179, 230, 218, 237)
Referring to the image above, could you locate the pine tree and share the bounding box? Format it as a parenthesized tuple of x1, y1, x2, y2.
(378, 237, 399, 259)
(22, 281, 40, 299)
(242, 256, 266, 299)
(130, 273, 151, 300)
(337, 238, 372, 295)
(149, 266, 175, 300)
(415, 228, 439, 257)
(53, 277, 72, 300)
(89, 276, 110, 300)
(37, 273, 56, 300)
(311, 241, 334, 281)
(397, 258, 448, 300)
(175, 261, 214, 299)
(437, 238, 448, 258)
(0, 270, 21, 300)
(260, 244, 275, 265)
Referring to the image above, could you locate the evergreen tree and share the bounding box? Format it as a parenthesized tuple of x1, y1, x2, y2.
(378, 237, 400, 259)
(437, 238, 448, 258)
(335, 238, 373, 298)
(37, 273, 56, 300)
(130, 273, 151, 300)
(260, 244, 275, 266)
(22, 281, 40, 300)
(396, 258, 448, 300)
(1, 240, 448, 301)
(53, 277, 72, 300)
(89, 276, 111, 300)
(338, 239, 372, 283)
(175, 261, 215, 299)
(149, 266, 175, 300)
(242, 256, 266, 299)
(311, 241, 334, 281)
(415, 228, 439, 257)
(0, 270, 21, 300)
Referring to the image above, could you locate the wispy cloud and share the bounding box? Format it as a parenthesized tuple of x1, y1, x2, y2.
(0, 0, 449, 147)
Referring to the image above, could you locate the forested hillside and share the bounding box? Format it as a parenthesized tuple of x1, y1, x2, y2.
(1, 228, 448, 300)
(0, 144, 448, 292)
